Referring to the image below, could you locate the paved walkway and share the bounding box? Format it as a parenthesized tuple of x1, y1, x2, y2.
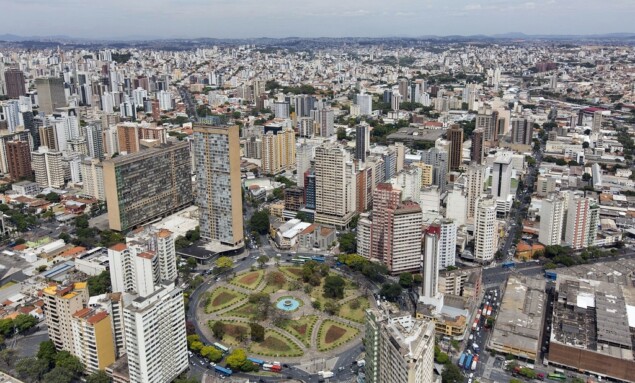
(194, 265, 366, 362)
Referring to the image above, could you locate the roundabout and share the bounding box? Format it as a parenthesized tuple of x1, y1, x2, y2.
(195, 263, 368, 360)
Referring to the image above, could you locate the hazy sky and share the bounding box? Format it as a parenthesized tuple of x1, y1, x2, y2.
(1, 0, 634, 39)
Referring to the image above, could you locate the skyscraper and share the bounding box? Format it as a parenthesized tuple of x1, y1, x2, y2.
(35, 77, 67, 114)
(438, 219, 457, 269)
(565, 192, 599, 249)
(4, 68, 26, 99)
(294, 94, 315, 117)
(420, 147, 448, 193)
(471, 128, 484, 164)
(364, 308, 435, 383)
(422, 227, 439, 301)
(103, 141, 193, 232)
(5, 140, 32, 181)
(474, 197, 498, 263)
(511, 118, 532, 145)
(2, 100, 20, 132)
(398, 78, 409, 102)
(466, 164, 486, 220)
(193, 123, 244, 247)
(491, 154, 513, 216)
(261, 129, 296, 175)
(314, 142, 357, 227)
(447, 124, 464, 171)
(355, 123, 370, 162)
(317, 108, 334, 137)
(539, 192, 566, 246)
(32, 146, 64, 188)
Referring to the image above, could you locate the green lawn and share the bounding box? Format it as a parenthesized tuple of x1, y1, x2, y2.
(209, 320, 250, 346)
(205, 287, 248, 313)
(278, 315, 318, 347)
(338, 297, 369, 323)
(278, 266, 304, 280)
(229, 270, 264, 290)
(224, 302, 259, 320)
(317, 320, 359, 352)
(248, 329, 304, 357)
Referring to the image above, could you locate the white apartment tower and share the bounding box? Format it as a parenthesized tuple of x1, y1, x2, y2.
(474, 197, 498, 262)
(438, 219, 457, 269)
(314, 143, 357, 228)
(466, 164, 485, 220)
(31, 146, 65, 188)
(539, 192, 566, 246)
(565, 192, 600, 249)
(491, 154, 513, 216)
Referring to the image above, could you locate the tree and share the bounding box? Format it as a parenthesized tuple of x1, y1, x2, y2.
(250, 322, 265, 342)
(16, 357, 50, 382)
(215, 256, 233, 270)
(42, 366, 74, 383)
(13, 314, 37, 333)
(582, 173, 592, 182)
(45, 192, 61, 203)
(295, 211, 311, 222)
(582, 141, 590, 148)
(87, 271, 111, 295)
(37, 340, 58, 367)
(55, 350, 85, 377)
(86, 370, 112, 383)
(265, 271, 286, 287)
(323, 300, 339, 315)
(441, 363, 464, 383)
(312, 301, 321, 310)
(399, 273, 413, 288)
(413, 273, 423, 285)
(257, 255, 269, 268)
(249, 210, 270, 235)
(189, 340, 204, 352)
(323, 275, 345, 299)
(211, 321, 225, 339)
(339, 232, 357, 254)
(0, 349, 17, 370)
(379, 283, 402, 301)
(225, 348, 248, 370)
(337, 127, 347, 140)
(200, 345, 223, 363)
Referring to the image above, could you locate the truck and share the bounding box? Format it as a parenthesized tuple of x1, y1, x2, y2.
(263, 363, 282, 372)
(214, 365, 233, 376)
(471, 356, 479, 371)
(318, 371, 334, 378)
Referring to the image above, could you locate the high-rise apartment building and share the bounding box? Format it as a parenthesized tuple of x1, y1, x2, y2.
(398, 78, 409, 102)
(420, 147, 448, 193)
(370, 183, 402, 263)
(355, 123, 370, 162)
(565, 192, 599, 249)
(447, 124, 464, 171)
(491, 154, 513, 216)
(413, 162, 434, 186)
(356, 93, 372, 116)
(471, 128, 484, 164)
(103, 141, 193, 232)
(35, 77, 67, 114)
(317, 108, 334, 137)
(4, 68, 26, 99)
(273, 101, 290, 119)
(84, 123, 104, 160)
(476, 110, 500, 144)
(466, 164, 485, 220)
(294, 95, 315, 117)
(5, 140, 32, 181)
(122, 282, 188, 383)
(261, 129, 296, 175)
(32, 146, 65, 188)
(314, 142, 357, 228)
(2, 100, 20, 132)
(438, 219, 457, 269)
(116, 123, 167, 155)
(157, 90, 172, 111)
(422, 227, 440, 301)
(81, 158, 105, 201)
(42, 282, 90, 353)
(193, 123, 244, 247)
(70, 308, 116, 373)
(511, 118, 533, 145)
(592, 111, 603, 134)
(365, 309, 435, 383)
(539, 192, 566, 246)
(474, 197, 498, 262)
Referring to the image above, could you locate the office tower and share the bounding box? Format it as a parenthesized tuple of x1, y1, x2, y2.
(261, 129, 296, 175)
(35, 77, 67, 114)
(294, 95, 315, 117)
(304, 171, 316, 210)
(81, 158, 105, 200)
(420, 147, 448, 193)
(438, 219, 457, 268)
(2, 100, 20, 132)
(471, 128, 484, 164)
(398, 78, 409, 102)
(273, 101, 290, 119)
(474, 197, 498, 262)
(4, 68, 26, 99)
(193, 123, 243, 246)
(314, 142, 357, 227)
(123, 282, 188, 383)
(103, 141, 193, 232)
(447, 124, 463, 171)
(356, 93, 372, 115)
(511, 118, 532, 145)
(5, 141, 32, 181)
(317, 108, 334, 137)
(565, 192, 599, 249)
(355, 123, 370, 161)
(157, 90, 172, 111)
(539, 192, 566, 246)
(70, 308, 116, 373)
(422, 227, 439, 301)
(491, 154, 513, 215)
(592, 111, 603, 134)
(364, 309, 435, 383)
(21, 110, 38, 149)
(32, 146, 64, 188)
(466, 164, 485, 220)
(84, 123, 104, 160)
(42, 282, 90, 352)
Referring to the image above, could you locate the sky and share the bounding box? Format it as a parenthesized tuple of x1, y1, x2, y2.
(1, 0, 634, 39)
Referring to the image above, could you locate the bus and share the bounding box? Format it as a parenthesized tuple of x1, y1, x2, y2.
(311, 256, 326, 263)
(298, 256, 312, 261)
(458, 353, 466, 368)
(547, 373, 566, 381)
(502, 261, 516, 269)
(214, 365, 233, 376)
(247, 357, 265, 366)
(290, 258, 306, 264)
(464, 355, 473, 370)
(545, 270, 557, 281)
(213, 342, 229, 354)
